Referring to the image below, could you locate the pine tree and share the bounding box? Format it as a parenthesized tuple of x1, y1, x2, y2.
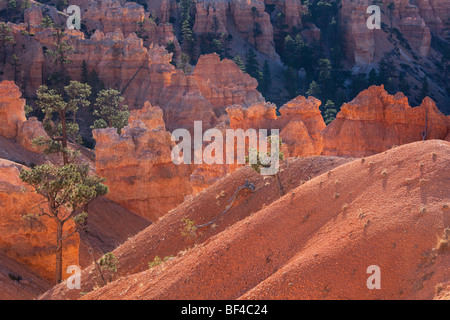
(34, 81, 91, 165)
(92, 89, 130, 134)
(368, 68, 379, 86)
(317, 58, 331, 88)
(81, 60, 89, 84)
(0, 22, 15, 65)
(245, 48, 260, 79)
(211, 15, 220, 37)
(253, 22, 262, 48)
(20, 81, 107, 284)
(387, 2, 395, 28)
(47, 28, 74, 72)
(323, 100, 337, 125)
(261, 60, 272, 95)
(233, 55, 246, 73)
(181, 17, 194, 58)
(177, 53, 193, 74)
(306, 80, 321, 98)
(179, 0, 195, 59)
(20, 163, 108, 284)
(40, 15, 55, 28)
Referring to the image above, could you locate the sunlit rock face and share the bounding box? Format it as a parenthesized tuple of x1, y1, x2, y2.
(93, 102, 192, 221)
(322, 85, 449, 157)
(0, 159, 79, 282)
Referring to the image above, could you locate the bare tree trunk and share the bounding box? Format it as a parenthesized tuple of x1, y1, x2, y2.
(88, 247, 107, 286)
(55, 221, 63, 284)
(275, 173, 285, 197)
(60, 112, 69, 165)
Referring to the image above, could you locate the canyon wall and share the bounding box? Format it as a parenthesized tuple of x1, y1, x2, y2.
(338, 0, 446, 64)
(193, 0, 279, 60)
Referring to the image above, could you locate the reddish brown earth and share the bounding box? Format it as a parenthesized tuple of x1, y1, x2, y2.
(77, 197, 151, 268)
(37, 140, 449, 300)
(0, 253, 50, 300)
(39, 156, 351, 299)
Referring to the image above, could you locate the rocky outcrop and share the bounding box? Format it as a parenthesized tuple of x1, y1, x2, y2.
(322, 85, 450, 156)
(338, 0, 440, 63)
(339, 0, 375, 64)
(83, 0, 146, 36)
(193, 0, 229, 36)
(11, 19, 259, 131)
(0, 81, 46, 154)
(0, 81, 26, 139)
(398, 3, 431, 56)
(230, 0, 278, 59)
(193, 0, 279, 60)
(0, 159, 79, 282)
(192, 54, 264, 115)
(279, 96, 326, 157)
(227, 102, 278, 130)
(82, 0, 180, 53)
(227, 96, 325, 157)
(17, 117, 47, 154)
(93, 102, 192, 221)
(159, 53, 264, 131)
(190, 95, 326, 191)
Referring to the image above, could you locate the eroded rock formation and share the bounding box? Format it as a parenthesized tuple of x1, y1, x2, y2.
(279, 96, 326, 157)
(0, 81, 46, 154)
(322, 85, 450, 156)
(0, 81, 27, 139)
(193, 0, 279, 60)
(159, 53, 264, 131)
(338, 0, 442, 63)
(93, 102, 192, 221)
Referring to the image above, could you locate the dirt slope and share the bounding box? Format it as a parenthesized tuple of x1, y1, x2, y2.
(0, 253, 50, 300)
(40, 156, 351, 299)
(78, 197, 151, 267)
(73, 140, 449, 300)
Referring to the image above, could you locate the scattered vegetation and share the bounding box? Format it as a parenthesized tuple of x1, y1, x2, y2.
(96, 252, 118, 284)
(148, 255, 173, 268)
(181, 218, 197, 238)
(419, 178, 427, 186)
(436, 229, 449, 253)
(246, 135, 285, 196)
(99, 252, 118, 273)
